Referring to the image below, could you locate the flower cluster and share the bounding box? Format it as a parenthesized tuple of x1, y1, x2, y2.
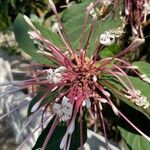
(100, 31, 115, 45)
(1, 0, 150, 150)
(125, 89, 149, 109)
(52, 96, 73, 122)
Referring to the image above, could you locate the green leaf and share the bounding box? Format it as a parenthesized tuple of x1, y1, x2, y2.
(28, 89, 58, 116)
(32, 115, 87, 150)
(100, 76, 150, 119)
(101, 43, 121, 58)
(33, 22, 65, 49)
(39, 90, 59, 107)
(119, 127, 150, 150)
(14, 14, 63, 65)
(62, 0, 123, 57)
(132, 61, 150, 77)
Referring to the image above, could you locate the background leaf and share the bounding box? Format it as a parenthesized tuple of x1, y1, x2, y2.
(14, 14, 64, 65)
(100, 76, 150, 119)
(61, 0, 123, 57)
(132, 61, 150, 77)
(28, 90, 58, 116)
(119, 127, 150, 150)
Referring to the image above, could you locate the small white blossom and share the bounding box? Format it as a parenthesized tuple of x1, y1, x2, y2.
(135, 95, 149, 109)
(47, 66, 66, 83)
(100, 31, 115, 45)
(125, 89, 149, 109)
(52, 96, 73, 122)
(140, 74, 150, 84)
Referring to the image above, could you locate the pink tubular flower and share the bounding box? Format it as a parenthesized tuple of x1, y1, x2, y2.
(1, 0, 150, 150)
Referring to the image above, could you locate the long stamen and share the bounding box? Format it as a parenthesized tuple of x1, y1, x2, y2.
(0, 86, 28, 99)
(79, 12, 89, 49)
(17, 116, 50, 150)
(108, 100, 150, 142)
(56, 25, 78, 61)
(48, 0, 75, 57)
(113, 64, 135, 89)
(79, 0, 99, 49)
(31, 86, 52, 113)
(98, 38, 145, 71)
(105, 69, 130, 90)
(0, 101, 29, 120)
(84, 15, 97, 51)
(66, 134, 72, 150)
(119, 109, 150, 142)
(16, 108, 42, 141)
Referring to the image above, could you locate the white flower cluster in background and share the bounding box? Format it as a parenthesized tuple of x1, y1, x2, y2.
(47, 66, 66, 84)
(100, 31, 115, 45)
(125, 89, 149, 109)
(52, 96, 73, 122)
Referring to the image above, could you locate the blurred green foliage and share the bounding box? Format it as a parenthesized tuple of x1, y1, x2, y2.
(0, 0, 49, 31)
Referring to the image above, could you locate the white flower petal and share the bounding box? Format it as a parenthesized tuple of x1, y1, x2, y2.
(100, 31, 115, 45)
(52, 103, 62, 116)
(85, 99, 91, 108)
(143, 101, 150, 109)
(62, 96, 70, 106)
(53, 75, 61, 83)
(47, 67, 64, 83)
(56, 66, 66, 72)
(61, 114, 71, 122)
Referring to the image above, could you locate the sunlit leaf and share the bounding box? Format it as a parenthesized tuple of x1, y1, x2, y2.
(119, 127, 150, 150)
